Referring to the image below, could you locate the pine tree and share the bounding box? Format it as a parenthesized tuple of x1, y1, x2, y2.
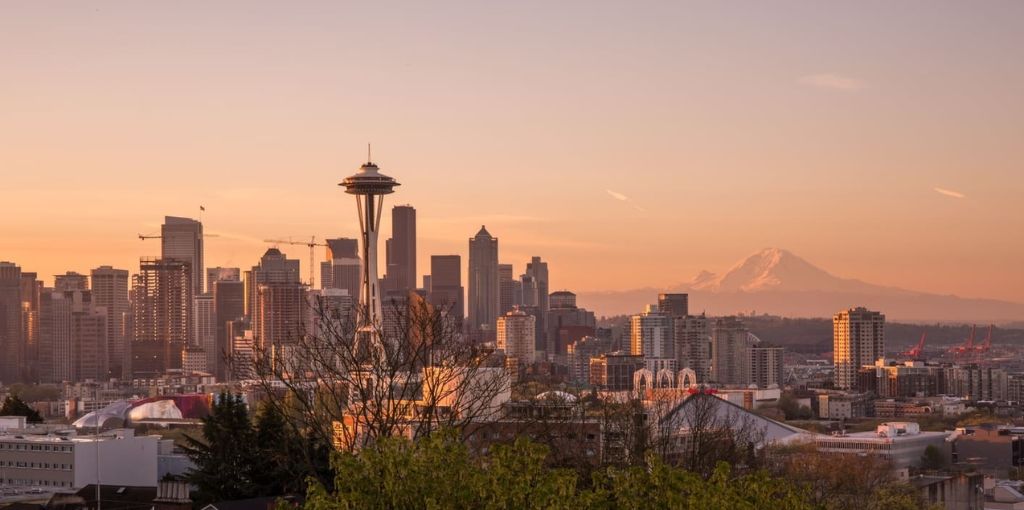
(0, 395, 43, 423)
(182, 392, 259, 504)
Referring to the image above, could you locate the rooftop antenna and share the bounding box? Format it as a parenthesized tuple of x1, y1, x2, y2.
(367, 143, 372, 163)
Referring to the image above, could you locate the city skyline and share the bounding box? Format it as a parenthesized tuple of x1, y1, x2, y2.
(2, 2, 1023, 304)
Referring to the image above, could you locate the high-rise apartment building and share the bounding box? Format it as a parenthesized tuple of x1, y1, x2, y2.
(161, 216, 204, 294)
(468, 226, 499, 341)
(389, 205, 417, 294)
(497, 307, 536, 364)
(321, 238, 360, 297)
(0, 262, 25, 383)
(546, 291, 596, 363)
(213, 279, 245, 380)
(39, 289, 107, 383)
(833, 307, 885, 390)
(90, 266, 130, 379)
(428, 255, 464, 321)
(748, 345, 785, 389)
(711, 316, 750, 386)
(132, 258, 192, 378)
(72, 306, 108, 381)
(194, 294, 217, 374)
(658, 293, 688, 317)
(673, 314, 710, 383)
(630, 305, 673, 359)
(525, 257, 549, 355)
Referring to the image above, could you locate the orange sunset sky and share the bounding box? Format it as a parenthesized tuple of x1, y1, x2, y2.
(2, 2, 1023, 304)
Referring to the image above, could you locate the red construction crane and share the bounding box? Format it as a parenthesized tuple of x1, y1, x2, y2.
(947, 325, 976, 356)
(973, 325, 994, 354)
(902, 332, 927, 358)
(263, 236, 327, 286)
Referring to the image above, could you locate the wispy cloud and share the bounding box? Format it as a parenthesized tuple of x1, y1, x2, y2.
(933, 187, 965, 199)
(606, 190, 629, 201)
(798, 73, 866, 91)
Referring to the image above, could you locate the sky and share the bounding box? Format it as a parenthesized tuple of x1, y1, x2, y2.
(2, 1, 1023, 304)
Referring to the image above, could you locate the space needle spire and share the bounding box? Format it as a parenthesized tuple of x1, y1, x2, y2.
(340, 150, 400, 346)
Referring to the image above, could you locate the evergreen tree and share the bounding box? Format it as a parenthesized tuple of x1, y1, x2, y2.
(0, 395, 43, 423)
(182, 392, 259, 504)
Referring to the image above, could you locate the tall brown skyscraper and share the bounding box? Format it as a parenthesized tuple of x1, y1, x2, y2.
(468, 226, 499, 341)
(91, 266, 130, 379)
(162, 216, 204, 294)
(498, 264, 517, 316)
(388, 205, 417, 294)
(428, 255, 463, 321)
(255, 282, 307, 370)
(132, 258, 192, 377)
(213, 278, 244, 380)
(245, 248, 301, 319)
(0, 262, 25, 383)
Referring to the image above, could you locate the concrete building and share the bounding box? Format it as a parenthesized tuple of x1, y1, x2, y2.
(951, 425, 1024, 477)
(833, 307, 885, 390)
(748, 345, 785, 389)
(630, 305, 673, 360)
(711, 316, 750, 386)
(428, 255, 464, 322)
(673, 314, 710, 383)
(814, 422, 950, 470)
(90, 266, 130, 379)
(161, 216, 204, 296)
(132, 258, 192, 378)
(468, 226, 499, 342)
(545, 292, 596, 363)
(245, 248, 300, 320)
(254, 282, 307, 371)
(589, 353, 645, 392)
(0, 428, 161, 490)
(0, 262, 24, 383)
(321, 238, 360, 298)
(567, 336, 611, 385)
(38, 289, 109, 383)
(497, 308, 536, 364)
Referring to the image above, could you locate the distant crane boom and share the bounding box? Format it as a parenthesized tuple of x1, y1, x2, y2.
(902, 332, 926, 358)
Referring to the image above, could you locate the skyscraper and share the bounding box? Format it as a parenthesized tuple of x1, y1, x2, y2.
(711, 316, 750, 386)
(389, 205, 417, 294)
(748, 345, 785, 389)
(132, 258, 192, 378)
(497, 307, 536, 364)
(630, 304, 674, 373)
(246, 248, 301, 319)
(161, 216, 204, 294)
(428, 255, 464, 321)
(546, 291, 596, 363)
(39, 288, 107, 383)
(833, 307, 885, 390)
(90, 266, 130, 379)
(213, 278, 245, 380)
(525, 257, 549, 314)
(194, 293, 217, 374)
(19, 272, 41, 382)
(498, 264, 516, 316)
(0, 262, 25, 383)
(206, 267, 241, 293)
(468, 226, 499, 341)
(321, 238, 360, 298)
(255, 282, 307, 370)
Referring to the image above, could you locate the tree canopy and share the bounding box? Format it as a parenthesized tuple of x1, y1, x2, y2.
(0, 395, 43, 423)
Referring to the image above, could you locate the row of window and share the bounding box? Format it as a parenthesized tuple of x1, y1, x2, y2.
(0, 460, 73, 470)
(3, 478, 71, 488)
(0, 443, 73, 452)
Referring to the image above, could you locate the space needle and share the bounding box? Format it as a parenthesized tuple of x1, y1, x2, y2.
(340, 149, 400, 343)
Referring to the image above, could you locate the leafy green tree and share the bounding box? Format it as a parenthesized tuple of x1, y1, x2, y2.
(182, 392, 260, 504)
(0, 395, 43, 423)
(920, 445, 946, 471)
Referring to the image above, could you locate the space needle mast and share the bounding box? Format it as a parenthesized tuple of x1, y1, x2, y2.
(340, 147, 400, 345)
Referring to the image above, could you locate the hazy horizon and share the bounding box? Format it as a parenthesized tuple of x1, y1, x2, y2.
(3, 1, 1023, 304)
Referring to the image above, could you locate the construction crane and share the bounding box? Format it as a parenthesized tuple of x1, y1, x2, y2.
(263, 236, 327, 286)
(138, 233, 220, 240)
(973, 325, 994, 355)
(947, 325, 976, 357)
(901, 332, 927, 358)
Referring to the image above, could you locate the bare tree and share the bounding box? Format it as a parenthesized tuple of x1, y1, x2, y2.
(237, 291, 510, 456)
(655, 391, 767, 476)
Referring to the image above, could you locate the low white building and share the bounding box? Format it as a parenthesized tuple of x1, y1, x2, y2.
(814, 422, 950, 470)
(0, 428, 161, 490)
